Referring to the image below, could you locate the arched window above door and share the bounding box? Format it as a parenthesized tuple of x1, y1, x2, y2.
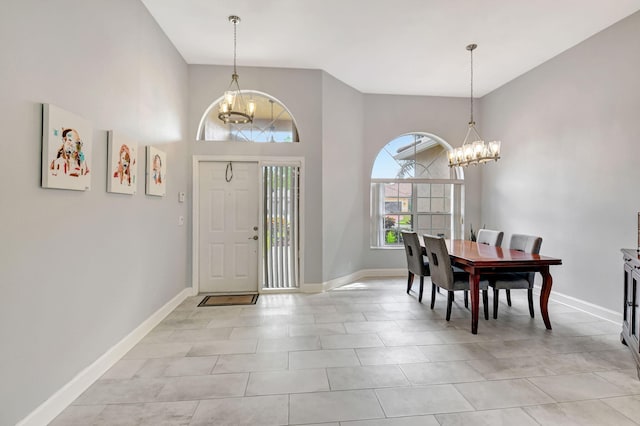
(197, 90, 300, 143)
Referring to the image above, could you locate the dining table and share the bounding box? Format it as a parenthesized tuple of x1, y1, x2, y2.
(439, 239, 562, 334)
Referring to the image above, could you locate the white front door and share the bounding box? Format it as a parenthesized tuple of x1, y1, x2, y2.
(198, 161, 259, 293)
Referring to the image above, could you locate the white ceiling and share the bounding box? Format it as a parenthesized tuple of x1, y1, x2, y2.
(141, 0, 640, 97)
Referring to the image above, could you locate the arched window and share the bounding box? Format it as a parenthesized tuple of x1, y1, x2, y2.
(371, 133, 464, 248)
(197, 90, 300, 142)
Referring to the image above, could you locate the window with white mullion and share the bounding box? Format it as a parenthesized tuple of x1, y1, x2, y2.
(371, 179, 462, 247)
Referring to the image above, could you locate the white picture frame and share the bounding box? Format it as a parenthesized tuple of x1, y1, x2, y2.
(41, 104, 92, 191)
(146, 146, 166, 196)
(107, 131, 138, 195)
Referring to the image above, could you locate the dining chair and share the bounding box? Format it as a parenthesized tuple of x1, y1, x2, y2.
(422, 234, 489, 321)
(464, 229, 504, 307)
(476, 229, 504, 247)
(401, 231, 430, 302)
(489, 234, 542, 319)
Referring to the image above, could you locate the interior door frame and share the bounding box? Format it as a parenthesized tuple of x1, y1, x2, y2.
(192, 155, 305, 294)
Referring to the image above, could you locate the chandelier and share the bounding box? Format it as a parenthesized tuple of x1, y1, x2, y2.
(448, 44, 500, 167)
(218, 15, 256, 124)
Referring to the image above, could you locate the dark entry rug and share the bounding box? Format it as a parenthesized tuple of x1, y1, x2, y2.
(198, 294, 258, 307)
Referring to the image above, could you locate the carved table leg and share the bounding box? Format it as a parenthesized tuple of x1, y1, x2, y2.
(539, 267, 553, 330)
(470, 272, 480, 334)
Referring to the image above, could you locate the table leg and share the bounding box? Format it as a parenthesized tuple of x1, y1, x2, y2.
(470, 272, 480, 334)
(540, 267, 553, 330)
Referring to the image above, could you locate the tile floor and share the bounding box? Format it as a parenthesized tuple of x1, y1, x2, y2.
(50, 278, 640, 425)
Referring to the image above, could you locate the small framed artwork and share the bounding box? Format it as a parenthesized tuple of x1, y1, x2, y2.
(146, 146, 166, 196)
(107, 131, 138, 194)
(41, 104, 92, 190)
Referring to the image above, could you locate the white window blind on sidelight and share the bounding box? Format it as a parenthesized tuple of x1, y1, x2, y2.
(263, 165, 300, 289)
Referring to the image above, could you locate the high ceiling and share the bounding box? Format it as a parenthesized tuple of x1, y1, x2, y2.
(141, 0, 640, 97)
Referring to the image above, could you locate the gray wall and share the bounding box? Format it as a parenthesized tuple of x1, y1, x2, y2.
(0, 1, 189, 424)
(187, 67, 482, 283)
(187, 65, 324, 284)
(362, 94, 484, 269)
(480, 11, 640, 312)
(321, 73, 365, 281)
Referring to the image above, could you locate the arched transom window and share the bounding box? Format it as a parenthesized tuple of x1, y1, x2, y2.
(197, 90, 300, 142)
(371, 133, 464, 248)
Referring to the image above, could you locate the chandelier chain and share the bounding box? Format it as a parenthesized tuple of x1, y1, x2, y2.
(233, 18, 237, 75)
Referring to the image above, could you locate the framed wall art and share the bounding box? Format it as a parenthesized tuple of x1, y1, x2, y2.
(41, 104, 92, 191)
(107, 131, 138, 195)
(146, 146, 166, 196)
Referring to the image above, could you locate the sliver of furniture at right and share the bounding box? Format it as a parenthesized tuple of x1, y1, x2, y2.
(621, 249, 640, 379)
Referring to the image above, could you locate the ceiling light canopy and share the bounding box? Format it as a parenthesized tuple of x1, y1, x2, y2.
(448, 44, 501, 168)
(218, 15, 256, 125)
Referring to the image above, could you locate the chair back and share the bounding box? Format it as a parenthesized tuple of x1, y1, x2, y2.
(476, 229, 504, 247)
(422, 234, 454, 290)
(510, 234, 542, 254)
(401, 231, 428, 276)
(510, 234, 542, 284)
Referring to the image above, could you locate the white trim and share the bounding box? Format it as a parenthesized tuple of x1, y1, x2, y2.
(17, 287, 194, 426)
(301, 268, 406, 293)
(371, 178, 464, 184)
(299, 270, 621, 327)
(533, 285, 620, 324)
(192, 155, 305, 295)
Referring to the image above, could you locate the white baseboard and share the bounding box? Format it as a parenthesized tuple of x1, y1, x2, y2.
(533, 285, 620, 324)
(17, 287, 194, 426)
(306, 269, 620, 325)
(300, 268, 405, 293)
(17, 274, 620, 425)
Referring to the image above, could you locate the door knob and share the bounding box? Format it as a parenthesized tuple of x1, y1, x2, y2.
(249, 235, 258, 240)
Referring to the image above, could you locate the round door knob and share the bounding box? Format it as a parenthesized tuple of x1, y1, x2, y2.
(249, 235, 258, 240)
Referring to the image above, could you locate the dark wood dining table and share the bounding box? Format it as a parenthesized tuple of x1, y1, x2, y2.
(443, 240, 562, 334)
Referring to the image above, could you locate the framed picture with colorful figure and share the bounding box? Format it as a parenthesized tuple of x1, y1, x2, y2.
(146, 146, 166, 196)
(41, 104, 92, 190)
(107, 131, 138, 195)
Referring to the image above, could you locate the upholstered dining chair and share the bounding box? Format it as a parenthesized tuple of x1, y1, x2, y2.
(476, 229, 504, 247)
(401, 231, 430, 302)
(422, 234, 489, 321)
(489, 234, 542, 319)
(464, 229, 504, 307)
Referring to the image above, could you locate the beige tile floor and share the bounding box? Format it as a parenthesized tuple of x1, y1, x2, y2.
(50, 278, 640, 425)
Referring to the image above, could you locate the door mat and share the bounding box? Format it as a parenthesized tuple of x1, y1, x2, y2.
(198, 294, 258, 307)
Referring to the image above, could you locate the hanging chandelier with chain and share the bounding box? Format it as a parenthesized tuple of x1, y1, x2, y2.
(218, 15, 256, 125)
(448, 44, 501, 167)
